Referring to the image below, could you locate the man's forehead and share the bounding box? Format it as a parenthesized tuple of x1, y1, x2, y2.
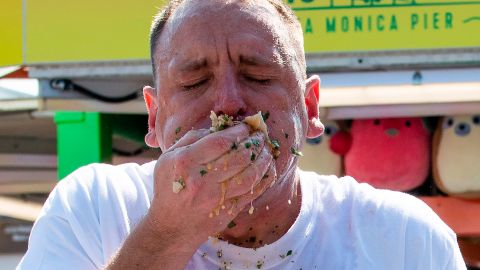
(159, 0, 287, 49)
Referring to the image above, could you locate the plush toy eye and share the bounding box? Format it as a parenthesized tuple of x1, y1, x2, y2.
(324, 125, 338, 137)
(373, 119, 381, 126)
(405, 120, 411, 127)
(442, 117, 454, 129)
(455, 123, 470, 137)
(473, 115, 480, 125)
(306, 136, 322, 145)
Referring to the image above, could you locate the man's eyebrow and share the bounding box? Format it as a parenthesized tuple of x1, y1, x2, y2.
(177, 59, 208, 72)
(239, 55, 280, 67)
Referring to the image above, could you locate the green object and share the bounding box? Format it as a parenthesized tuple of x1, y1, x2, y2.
(227, 221, 236, 229)
(110, 114, 148, 146)
(54, 112, 112, 180)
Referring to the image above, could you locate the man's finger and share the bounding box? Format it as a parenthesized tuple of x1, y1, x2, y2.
(185, 123, 251, 163)
(197, 132, 266, 182)
(167, 129, 211, 151)
(220, 146, 273, 199)
(208, 162, 277, 218)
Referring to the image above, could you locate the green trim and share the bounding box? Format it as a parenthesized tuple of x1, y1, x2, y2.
(55, 112, 112, 180)
(293, 1, 480, 11)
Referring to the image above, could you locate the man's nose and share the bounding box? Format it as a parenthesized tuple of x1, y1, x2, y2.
(212, 74, 247, 117)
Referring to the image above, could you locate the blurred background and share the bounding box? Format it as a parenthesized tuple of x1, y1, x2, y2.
(0, 0, 479, 269)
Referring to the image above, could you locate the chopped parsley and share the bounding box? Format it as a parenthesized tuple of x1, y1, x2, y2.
(270, 139, 280, 150)
(175, 127, 181, 135)
(227, 221, 236, 229)
(284, 132, 289, 139)
(245, 142, 252, 149)
(262, 111, 270, 121)
(200, 169, 207, 176)
(218, 115, 233, 131)
(250, 152, 256, 161)
(280, 250, 293, 259)
(218, 124, 229, 131)
(290, 147, 303, 157)
(251, 139, 260, 147)
(231, 142, 238, 150)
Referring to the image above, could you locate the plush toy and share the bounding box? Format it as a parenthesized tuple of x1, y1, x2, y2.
(299, 121, 351, 176)
(345, 118, 430, 191)
(433, 115, 480, 197)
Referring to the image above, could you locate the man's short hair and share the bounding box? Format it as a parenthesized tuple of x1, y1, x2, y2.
(149, 0, 306, 86)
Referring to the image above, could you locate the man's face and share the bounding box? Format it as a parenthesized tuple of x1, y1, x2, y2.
(147, 0, 310, 179)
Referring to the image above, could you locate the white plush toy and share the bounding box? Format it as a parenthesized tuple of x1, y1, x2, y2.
(299, 121, 350, 176)
(433, 115, 480, 197)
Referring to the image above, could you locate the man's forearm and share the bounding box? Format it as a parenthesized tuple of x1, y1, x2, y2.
(105, 213, 199, 270)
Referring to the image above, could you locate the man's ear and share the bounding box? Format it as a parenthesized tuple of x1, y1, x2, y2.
(143, 86, 160, 148)
(305, 75, 324, 138)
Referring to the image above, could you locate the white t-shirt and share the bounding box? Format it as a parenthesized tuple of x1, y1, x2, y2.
(17, 162, 466, 270)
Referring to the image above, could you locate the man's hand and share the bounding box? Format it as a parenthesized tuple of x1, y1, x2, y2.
(106, 123, 276, 270)
(147, 123, 276, 245)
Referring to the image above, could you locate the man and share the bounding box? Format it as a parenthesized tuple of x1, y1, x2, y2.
(18, 0, 466, 269)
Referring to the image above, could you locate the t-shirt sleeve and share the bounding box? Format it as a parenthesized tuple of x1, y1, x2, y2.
(342, 176, 467, 270)
(402, 196, 466, 270)
(17, 166, 104, 270)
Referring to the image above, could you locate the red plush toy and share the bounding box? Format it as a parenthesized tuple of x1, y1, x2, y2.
(344, 118, 431, 191)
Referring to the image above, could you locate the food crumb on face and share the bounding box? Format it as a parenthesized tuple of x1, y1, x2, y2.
(210, 111, 234, 132)
(200, 169, 207, 176)
(290, 147, 303, 157)
(244, 112, 268, 137)
(172, 178, 185, 193)
(227, 220, 236, 229)
(270, 139, 280, 150)
(261, 111, 270, 121)
(256, 260, 264, 269)
(248, 205, 255, 214)
(175, 127, 181, 135)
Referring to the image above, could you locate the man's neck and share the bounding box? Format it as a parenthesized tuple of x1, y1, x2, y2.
(219, 168, 302, 248)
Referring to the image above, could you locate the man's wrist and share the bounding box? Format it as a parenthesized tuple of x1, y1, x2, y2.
(143, 204, 205, 253)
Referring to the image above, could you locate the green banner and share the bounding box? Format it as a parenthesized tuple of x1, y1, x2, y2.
(288, 0, 480, 53)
